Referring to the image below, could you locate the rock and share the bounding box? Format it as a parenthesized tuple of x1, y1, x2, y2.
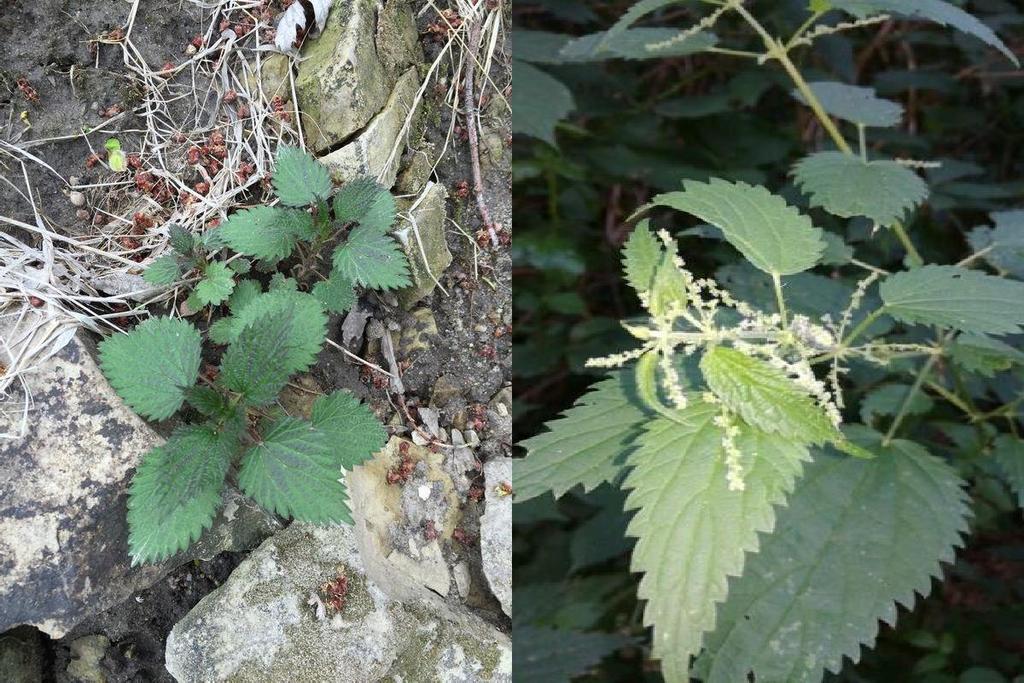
(164, 524, 510, 682)
(395, 142, 438, 195)
(397, 307, 438, 360)
(431, 373, 464, 408)
(295, 0, 420, 153)
(481, 459, 512, 616)
(0, 626, 43, 683)
(0, 332, 279, 638)
(446, 430, 477, 496)
(395, 181, 453, 307)
(319, 67, 421, 187)
(66, 634, 109, 683)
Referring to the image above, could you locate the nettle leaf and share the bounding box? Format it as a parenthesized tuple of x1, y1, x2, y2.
(793, 82, 903, 127)
(168, 224, 195, 255)
(273, 145, 333, 207)
(622, 221, 662, 295)
(312, 275, 357, 313)
(332, 224, 411, 290)
(99, 317, 201, 420)
(792, 151, 929, 227)
(993, 434, 1024, 508)
(699, 346, 837, 445)
(183, 385, 233, 418)
(220, 206, 315, 261)
(333, 177, 396, 233)
(602, 0, 685, 42)
(228, 279, 263, 313)
(625, 403, 810, 681)
(127, 424, 233, 564)
(192, 262, 235, 307)
(219, 310, 299, 406)
(650, 179, 825, 276)
(880, 265, 1024, 335)
(860, 383, 934, 424)
(950, 334, 1024, 377)
(649, 250, 689, 317)
(143, 255, 184, 285)
(702, 431, 969, 683)
(516, 371, 649, 502)
(561, 28, 717, 61)
(239, 416, 353, 523)
(832, 0, 1019, 66)
(968, 209, 1024, 278)
(310, 390, 386, 469)
(513, 626, 633, 681)
(512, 60, 575, 145)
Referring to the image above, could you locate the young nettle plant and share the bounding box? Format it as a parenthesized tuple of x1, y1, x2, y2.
(516, 1, 1024, 681)
(102, 147, 407, 564)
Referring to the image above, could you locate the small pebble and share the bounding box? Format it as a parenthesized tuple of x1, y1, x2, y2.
(69, 191, 86, 207)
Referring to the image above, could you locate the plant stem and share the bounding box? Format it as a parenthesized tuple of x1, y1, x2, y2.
(771, 272, 788, 326)
(883, 352, 940, 445)
(841, 307, 885, 347)
(924, 380, 976, 418)
(857, 123, 867, 162)
(786, 9, 825, 50)
(892, 222, 924, 267)
(706, 46, 763, 59)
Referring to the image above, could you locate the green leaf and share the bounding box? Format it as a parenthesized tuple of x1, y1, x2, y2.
(512, 626, 632, 682)
(860, 382, 934, 424)
(968, 209, 1024, 279)
(332, 224, 411, 290)
(648, 250, 689, 317)
(624, 403, 810, 681)
(210, 289, 327, 371)
(793, 82, 903, 127)
(220, 206, 315, 261)
(192, 262, 235, 307)
(272, 145, 333, 207)
(622, 221, 662, 295)
(167, 224, 195, 255)
(332, 177, 396, 233)
(949, 334, 1024, 377)
(701, 431, 969, 683)
(239, 416, 353, 523)
(228, 258, 251, 274)
(143, 255, 184, 285)
(228, 279, 263, 313)
(880, 265, 1024, 335)
(183, 385, 233, 418)
(700, 346, 838, 445)
(310, 390, 387, 469)
(993, 434, 1024, 508)
(219, 309, 298, 406)
(127, 424, 233, 564)
(512, 60, 575, 145)
(792, 151, 929, 227)
(832, 0, 1019, 66)
(650, 179, 825, 275)
(99, 317, 202, 420)
(312, 275, 357, 313)
(601, 0, 689, 45)
(515, 372, 649, 502)
(561, 28, 717, 61)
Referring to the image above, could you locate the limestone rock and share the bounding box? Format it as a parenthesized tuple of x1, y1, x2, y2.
(319, 67, 421, 187)
(164, 524, 510, 682)
(395, 181, 453, 307)
(66, 635, 109, 683)
(0, 626, 43, 683)
(0, 332, 279, 638)
(481, 459, 512, 616)
(295, 0, 419, 153)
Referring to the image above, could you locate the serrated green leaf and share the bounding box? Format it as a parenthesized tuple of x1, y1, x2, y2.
(792, 151, 929, 226)
(650, 179, 825, 275)
(220, 206, 314, 261)
(700, 346, 838, 445)
(183, 385, 233, 418)
(624, 403, 810, 681)
(832, 0, 1019, 66)
(99, 317, 201, 420)
(860, 382, 934, 424)
(880, 265, 1024, 335)
(332, 224, 411, 290)
(793, 81, 903, 127)
(332, 177, 396, 234)
(143, 255, 184, 285)
(993, 434, 1024, 508)
(622, 221, 661, 295)
(228, 279, 263, 314)
(968, 209, 1024, 279)
(820, 231, 854, 265)
(219, 309, 298, 406)
(512, 626, 633, 682)
(949, 334, 1024, 377)
(561, 28, 717, 61)
(200, 226, 227, 251)
(239, 416, 353, 523)
(211, 289, 327, 370)
(127, 424, 233, 564)
(192, 262, 235, 307)
(512, 60, 575, 145)
(168, 224, 195, 255)
(601, 0, 687, 45)
(312, 275, 357, 313)
(228, 258, 251, 274)
(272, 145, 333, 207)
(701, 430, 969, 683)
(516, 372, 649, 501)
(649, 250, 689, 317)
(310, 390, 386, 469)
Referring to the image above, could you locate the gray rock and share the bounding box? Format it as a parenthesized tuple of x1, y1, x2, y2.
(0, 333, 279, 638)
(395, 181, 453, 307)
(481, 459, 512, 616)
(164, 524, 510, 682)
(295, 0, 420, 153)
(319, 67, 422, 188)
(65, 634, 108, 683)
(0, 626, 43, 683)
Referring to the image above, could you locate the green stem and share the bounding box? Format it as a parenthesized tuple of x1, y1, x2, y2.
(924, 380, 976, 419)
(892, 222, 924, 267)
(857, 123, 867, 162)
(706, 46, 763, 59)
(771, 272, 788, 327)
(883, 352, 940, 445)
(786, 9, 826, 50)
(841, 307, 885, 348)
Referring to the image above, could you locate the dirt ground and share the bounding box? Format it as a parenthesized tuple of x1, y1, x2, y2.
(0, 0, 511, 679)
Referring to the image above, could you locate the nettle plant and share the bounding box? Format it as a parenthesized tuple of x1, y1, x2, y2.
(516, 1, 1024, 681)
(101, 147, 408, 564)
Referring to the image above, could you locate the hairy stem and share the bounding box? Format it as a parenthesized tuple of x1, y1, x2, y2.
(771, 272, 788, 326)
(883, 352, 940, 445)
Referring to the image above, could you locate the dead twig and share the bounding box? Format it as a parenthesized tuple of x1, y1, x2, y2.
(462, 16, 498, 248)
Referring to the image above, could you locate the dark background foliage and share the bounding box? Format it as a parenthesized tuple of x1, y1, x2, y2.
(512, 0, 1024, 680)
